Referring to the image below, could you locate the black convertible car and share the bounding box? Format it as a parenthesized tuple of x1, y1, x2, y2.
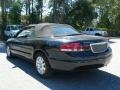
(6, 23, 112, 77)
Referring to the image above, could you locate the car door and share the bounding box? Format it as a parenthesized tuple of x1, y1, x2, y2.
(89, 28, 94, 35)
(4, 26, 11, 37)
(11, 27, 35, 60)
(85, 28, 90, 35)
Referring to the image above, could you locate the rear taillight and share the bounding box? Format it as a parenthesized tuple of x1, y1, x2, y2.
(60, 42, 90, 52)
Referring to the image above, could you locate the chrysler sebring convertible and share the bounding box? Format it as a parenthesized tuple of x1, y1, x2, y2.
(6, 23, 112, 77)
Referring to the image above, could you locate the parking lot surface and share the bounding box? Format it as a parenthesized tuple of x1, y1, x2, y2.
(0, 38, 120, 90)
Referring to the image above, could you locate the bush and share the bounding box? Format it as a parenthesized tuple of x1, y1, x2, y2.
(0, 32, 1, 40)
(0, 24, 2, 40)
(97, 28, 116, 36)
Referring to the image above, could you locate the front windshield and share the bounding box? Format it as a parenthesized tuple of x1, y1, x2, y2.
(10, 26, 19, 30)
(53, 26, 79, 36)
(93, 28, 100, 31)
(17, 25, 23, 30)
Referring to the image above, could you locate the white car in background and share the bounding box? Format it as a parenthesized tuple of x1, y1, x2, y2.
(81, 27, 108, 36)
(4, 25, 23, 39)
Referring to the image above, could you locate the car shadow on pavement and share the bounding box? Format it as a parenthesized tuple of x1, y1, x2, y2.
(109, 40, 117, 44)
(7, 57, 120, 90)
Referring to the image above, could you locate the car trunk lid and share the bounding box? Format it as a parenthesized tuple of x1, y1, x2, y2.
(55, 35, 108, 53)
(55, 35, 107, 44)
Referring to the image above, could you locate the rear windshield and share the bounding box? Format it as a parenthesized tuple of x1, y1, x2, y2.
(53, 27, 79, 36)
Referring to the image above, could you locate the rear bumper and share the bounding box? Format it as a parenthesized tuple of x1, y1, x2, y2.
(49, 53, 112, 71)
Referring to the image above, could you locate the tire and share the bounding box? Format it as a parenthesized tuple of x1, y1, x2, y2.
(95, 33, 102, 36)
(6, 45, 13, 58)
(35, 52, 52, 78)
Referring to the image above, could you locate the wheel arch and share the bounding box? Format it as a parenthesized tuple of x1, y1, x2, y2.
(95, 33, 102, 36)
(34, 49, 53, 77)
(33, 49, 49, 61)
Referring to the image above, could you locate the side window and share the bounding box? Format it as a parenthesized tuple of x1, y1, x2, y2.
(10, 26, 18, 30)
(17, 29, 35, 38)
(90, 28, 93, 31)
(37, 26, 52, 37)
(86, 28, 89, 31)
(6, 26, 11, 31)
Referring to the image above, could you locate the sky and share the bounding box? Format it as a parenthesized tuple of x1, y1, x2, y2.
(42, 0, 51, 15)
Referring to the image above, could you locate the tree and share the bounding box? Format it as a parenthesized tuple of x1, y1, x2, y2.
(9, 0, 22, 24)
(111, 0, 120, 35)
(67, 0, 95, 29)
(49, 0, 70, 23)
(92, 0, 120, 36)
(47, 0, 96, 29)
(28, 10, 39, 24)
(25, 0, 29, 16)
(93, 0, 115, 28)
(0, 0, 13, 39)
(0, 0, 13, 23)
(97, 13, 111, 29)
(36, 0, 43, 22)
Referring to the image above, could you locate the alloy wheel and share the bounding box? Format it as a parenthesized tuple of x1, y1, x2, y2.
(36, 56, 46, 75)
(7, 46, 11, 57)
